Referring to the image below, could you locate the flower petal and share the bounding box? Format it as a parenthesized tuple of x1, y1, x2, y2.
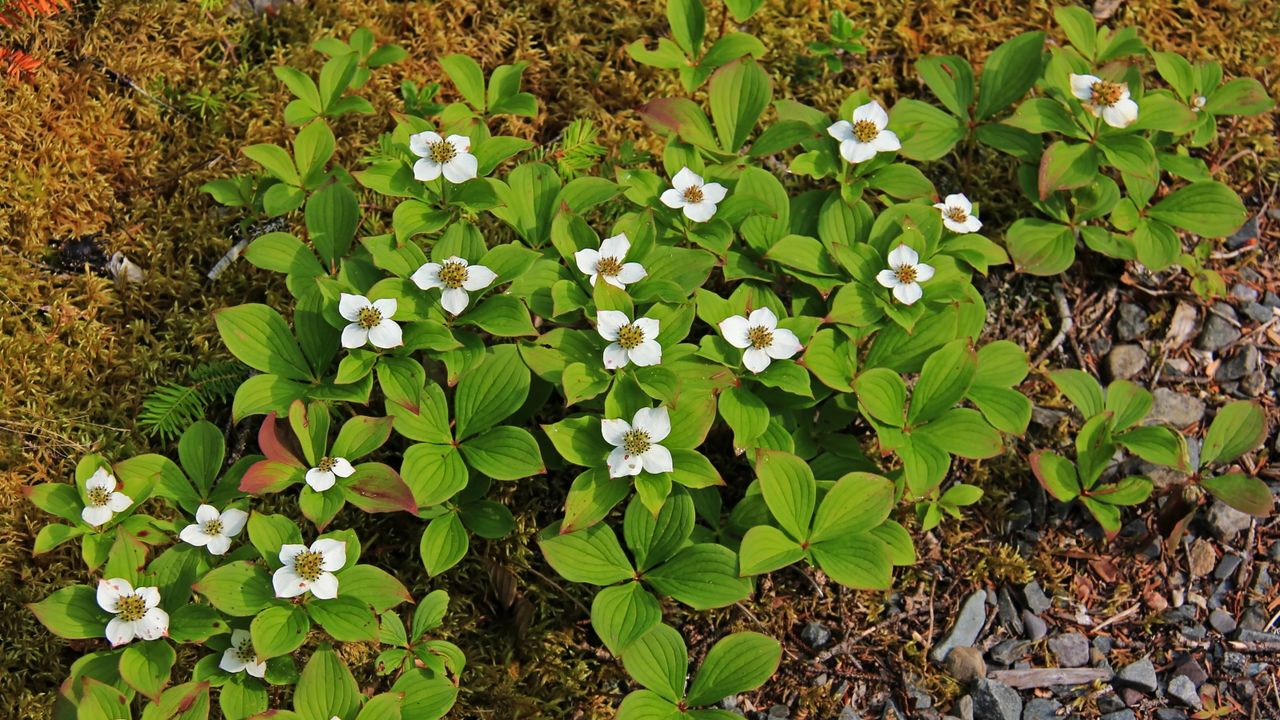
(309, 572, 340, 599)
(341, 324, 369, 349)
(894, 282, 923, 305)
(700, 182, 727, 204)
(853, 100, 889, 129)
(840, 140, 877, 164)
(246, 659, 268, 678)
(962, 216, 983, 233)
(942, 217, 969, 234)
(443, 154, 478, 184)
(946, 194, 972, 213)
(180, 524, 210, 547)
(413, 157, 442, 182)
(718, 315, 752, 348)
(98, 578, 130, 612)
(628, 340, 662, 367)
(220, 648, 248, 674)
(411, 263, 444, 290)
(1069, 73, 1098, 101)
(107, 492, 133, 512)
(368, 320, 403, 349)
(221, 508, 249, 537)
(887, 244, 919, 268)
(599, 233, 630, 259)
(136, 607, 169, 640)
(747, 306, 778, 330)
(633, 317, 660, 339)
(331, 458, 355, 477)
(446, 134, 471, 154)
(137, 586, 162, 608)
(195, 504, 219, 524)
(595, 310, 629, 341)
(672, 167, 702, 192)
(914, 263, 935, 282)
(462, 263, 496, 292)
(306, 468, 336, 492)
(617, 263, 647, 284)
(766, 328, 803, 360)
(371, 298, 398, 319)
(273, 568, 309, 598)
(632, 406, 671, 443)
(82, 504, 113, 527)
(875, 269, 901, 288)
(603, 343, 630, 369)
(870, 130, 901, 152)
(1102, 99, 1138, 128)
(659, 188, 686, 209)
(409, 131, 442, 157)
(826, 120, 855, 141)
(105, 617, 135, 646)
(206, 535, 232, 556)
(338, 293, 367, 321)
(313, 539, 348, 571)
(574, 248, 600, 276)
(278, 544, 307, 567)
(743, 347, 772, 374)
(640, 444, 674, 474)
(440, 288, 470, 315)
(682, 201, 717, 223)
(87, 467, 115, 492)
(607, 446, 642, 478)
(601, 418, 631, 447)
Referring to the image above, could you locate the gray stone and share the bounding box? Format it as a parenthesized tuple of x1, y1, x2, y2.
(1217, 345, 1260, 382)
(1232, 283, 1260, 302)
(1237, 606, 1269, 632)
(1243, 301, 1274, 324)
(1115, 656, 1158, 693)
(800, 622, 832, 649)
(1198, 303, 1241, 352)
(1225, 215, 1258, 251)
(1238, 367, 1266, 397)
(1215, 554, 1242, 579)
(945, 646, 987, 684)
(1101, 711, 1136, 720)
(1116, 303, 1149, 341)
(989, 639, 1028, 666)
(1168, 675, 1202, 709)
(1106, 344, 1148, 381)
(997, 588, 1023, 635)
(971, 679, 1022, 720)
(1021, 697, 1062, 720)
(1223, 652, 1247, 675)
(1209, 608, 1238, 634)
(1254, 567, 1273, 594)
(1270, 541, 1280, 562)
(1023, 581, 1052, 613)
(1207, 500, 1252, 540)
(1180, 623, 1207, 641)
(931, 591, 988, 663)
(1172, 656, 1208, 686)
(1022, 610, 1048, 641)
(957, 695, 974, 720)
(839, 707, 860, 720)
(1048, 632, 1090, 668)
(1096, 691, 1126, 713)
(1154, 711, 1188, 720)
(767, 704, 790, 718)
(1149, 388, 1206, 428)
(1092, 636, 1113, 656)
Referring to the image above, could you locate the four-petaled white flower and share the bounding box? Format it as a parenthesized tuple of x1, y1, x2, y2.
(718, 307, 804, 374)
(933, 193, 983, 234)
(98, 578, 169, 646)
(596, 310, 661, 369)
(660, 167, 727, 223)
(602, 407, 673, 478)
(305, 456, 354, 492)
(1192, 95, 1207, 112)
(827, 100, 901, 164)
(273, 539, 347, 599)
(81, 467, 132, 528)
(179, 504, 248, 556)
(411, 256, 497, 316)
(876, 244, 935, 306)
(574, 233, 647, 290)
(219, 629, 267, 678)
(339, 294, 402, 350)
(1069, 74, 1138, 128)
(409, 131, 478, 184)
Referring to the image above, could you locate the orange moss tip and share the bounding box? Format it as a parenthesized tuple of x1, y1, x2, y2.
(1, 47, 42, 79)
(0, 0, 73, 26)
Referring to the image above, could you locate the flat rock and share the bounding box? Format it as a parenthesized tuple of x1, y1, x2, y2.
(1115, 656, 1157, 693)
(1021, 697, 1062, 720)
(1209, 607, 1238, 634)
(800, 621, 832, 649)
(1048, 632, 1090, 668)
(1207, 500, 1252, 540)
(1168, 675, 1201, 709)
(1217, 345, 1260, 382)
(1197, 303, 1241, 352)
(1149, 388, 1205, 428)
(970, 679, 1022, 720)
(931, 590, 988, 663)
(1023, 581, 1052, 613)
(1021, 611, 1047, 641)
(1116, 303, 1149, 341)
(1101, 711, 1136, 720)
(989, 639, 1028, 666)
(1154, 710, 1188, 720)
(1106, 344, 1148, 380)
(946, 646, 987, 684)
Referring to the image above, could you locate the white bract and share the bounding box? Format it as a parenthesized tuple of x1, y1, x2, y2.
(1192, 95, 1207, 112)
(273, 539, 347, 600)
(827, 100, 901, 164)
(305, 456, 354, 492)
(411, 256, 497, 316)
(933, 193, 983, 234)
(339, 294, 403, 350)
(98, 578, 168, 646)
(596, 310, 661, 369)
(219, 629, 267, 678)
(876, 244, 935, 306)
(718, 307, 803, 374)
(81, 466, 132, 527)
(660, 167, 727, 222)
(1069, 74, 1139, 128)
(179, 504, 248, 556)
(574, 233, 646, 289)
(602, 407, 673, 478)
(409, 131, 478, 184)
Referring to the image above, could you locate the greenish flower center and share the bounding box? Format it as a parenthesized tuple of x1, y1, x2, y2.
(202, 518, 224, 535)
(317, 456, 336, 472)
(430, 140, 456, 164)
(622, 429, 651, 455)
(895, 265, 918, 284)
(853, 119, 879, 142)
(87, 486, 111, 506)
(234, 638, 256, 663)
(356, 307, 382, 329)
(595, 256, 622, 277)
(439, 261, 468, 289)
(747, 326, 774, 350)
(1091, 80, 1123, 107)
(293, 550, 324, 582)
(617, 323, 645, 350)
(681, 185, 704, 204)
(116, 594, 146, 622)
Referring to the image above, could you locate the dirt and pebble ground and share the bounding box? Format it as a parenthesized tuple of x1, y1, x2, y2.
(2, 0, 1279, 718)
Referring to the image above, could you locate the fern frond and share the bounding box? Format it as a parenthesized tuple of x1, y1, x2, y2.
(137, 361, 247, 441)
(530, 118, 607, 179)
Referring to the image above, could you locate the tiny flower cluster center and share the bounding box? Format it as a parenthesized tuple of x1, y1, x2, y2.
(853, 119, 879, 142)
(116, 594, 147, 621)
(87, 486, 111, 506)
(202, 518, 224, 535)
(945, 207, 968, 222)
(439, 261, 469, 289)
(622, 429, 651, 455)
(747, 325, 774, 349)
(617, 323, 646, 350)
(1090, 80, 1124, 107)
(682, 185, 704, 204)
(356, 307, 383, 329)
(895, 265, 918, 284)
(430, 140, 457, 164)
(317, 456, 336, 472)
(595, 256, 623, 277)
(233, 638, 257, 663)
(293, 550, 325, 582)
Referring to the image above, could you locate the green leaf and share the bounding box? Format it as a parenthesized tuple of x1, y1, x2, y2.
(867, 163, 936, 200)
(390, 670, 458, 720)
(810, 534, 892, 589)
(193, 561, 275, 617)
(737, 525, 803, 575)
(542, 415, 611, 467)
(915, 55, 974, 118)
(616, 690, 682, 720)
(1002, 97, 1080, 136)
(708, 58, 772, 152)
(718, 385, 769, 444)
(293, 644, 361, 720)
(890, 98, 965, 161)
(810, 472, 894, 543)
(855, 368, 907, 427)
(454, 345, 531, 439)
(1030, 450, 1080, 501)
(214, 304, 314, 382)
(1038, 140, 1099, 199)
(591, 582, 662, 656)
(1054, 5, 1096, 58)
(245, 232, 324, 277)
(293, 120, 336, 184)
(1104, 379, 1152, 431)
(459, 426, 545, 480)
(1118, 425, 1188, 470)
(1202, 473, 1273, 517)
(908, 339, 976, 424)
(338, 565, 413, 614)
(667, 0, 705, 56)
(457, 295, 538, 337)
(562, 467, 630, 533)
(305, 182, 359, 263)
(1148, 181, 1247, 238)
(1006, 218, 1075, 276)
(915, 408, 1003, 459)
(1132, 218, 1181, 271)
(644, 544, 752, 609)
(252, 605, 311, 658)
(439, 54, 486, 111)
(539, 523, 634, 585)
(1204, 77, 1275, 116)
(419, 512, 469, 576)
(244, 144, 299, 185)
(274, 66, 322, 111)
(622, 623, 688, 702)
(1202, 401, 1267, 466)
(975, 31, 1046, 120)
(753, 450, 816, 541)
(623, 489, 694, 571)
(28, 585, 104, 639)
(307, 596, 379, 642)
(1049, 369, 1105, 418)
(686, 632, 782, 706)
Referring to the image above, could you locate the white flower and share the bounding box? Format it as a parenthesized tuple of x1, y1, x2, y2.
(875, 244, 935, 306)
(219, 629, 267, 678)
(98, 578, 168, 646)
(574, 233, 647, 290)
(409, 131, 478, 184)
(1069, 73, 1138, 128)
(1192, 95, 1207, 112)
(596, 310, 661, 369)
(827, 100, 902, 164)
(660, 167, 728, 223)
(179, 504, 248, 556)
(933, 193, 983, 234)
(273, 539, 346, 599)
(338, 294, 402, 350)
(411, 256, 497, 316)
(304, 456, 355, 492)
(602, 407, 674, 478)
(81, 467, 132, 527)
(718, 307, 803, 374)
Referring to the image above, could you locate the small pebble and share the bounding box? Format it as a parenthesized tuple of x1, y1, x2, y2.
(1209, 608, 1238, 634)
(1167, 675, 1201, 709)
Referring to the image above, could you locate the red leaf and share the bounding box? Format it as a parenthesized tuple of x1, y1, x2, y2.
(239, 459, 303, 495)
(257, 412, 303, 466)
(340, 462, 418, 515)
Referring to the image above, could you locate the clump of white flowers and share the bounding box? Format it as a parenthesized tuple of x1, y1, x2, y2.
(575, 233, 647, 290)
(876, 245, 935, 306)
(273, 539, 347, 599)
(718, 307, 802, 374)
(596, 310, 661, 369)
(98, 578, 169, 646)
(827, 100, 901, 164)
(179, 504, 248, 556)
(602, 407, 673, 478)
(1069, 73, 1138, 128)
(934, 193, 983, 234)
(660, 167, 727, 222)
(338, 294, 403, 350)
(305, 456, 354, 492)
(219, 629, 266, 678)
(409, 131, 478, 184)
(412, 257, 496, 315)
(81, 466, 132, 528)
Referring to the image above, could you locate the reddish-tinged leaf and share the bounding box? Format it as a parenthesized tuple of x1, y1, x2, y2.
(258, 412, 304, 465)
(1202, 473, 1273, 517)
(341, 462, 418, 514)
(240, 459, 304, 494)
